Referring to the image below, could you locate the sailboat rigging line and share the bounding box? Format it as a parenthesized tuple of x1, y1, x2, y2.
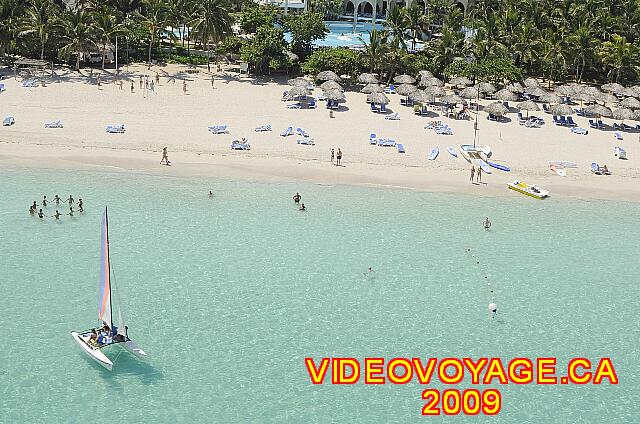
(105, 206, 113, 331)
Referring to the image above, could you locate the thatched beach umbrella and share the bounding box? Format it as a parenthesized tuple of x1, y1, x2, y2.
(361, 83, 384, 93)
(324, 89, 346, 102)
(358, 73, 378, 84)
(449, 76, 473, 87)
(506, 82, 524, 93)
(526, 87, 547, 98)
(573, 90, 597, 103)
(540, 92, 561, 104)
(320, 80, 343, 91)
(316, 70, 341, 82)
(524, 77, 540, 88)
(394, 74, 416, 84)
(549, 103, 574, 116)
(601, 82, 625, 93)
(423, 85, 446, 97)
(288, 86, 309, 97)
(555, 85, 575, 97)
(585, 104, 612, 118)
(484, 101, 508, 116)
(460, 86, 482, 99)
(620, 87, 638, 97)
(396, 83, 418, 96)
(621, 97, 640, 109)
(441, 94, 464, 104)
(409, 90, 435, 104)
(598, 92, 618, 105)
(417, 70, 434, 81)
(516, 100, 540, 117)
(366, 92, 390, 104)
(632, 110, 640, 121)
(288, 77, 309, 87)
(477, 82, 496, 94)
(494, 88, 518, 101)
(423, 77, 444, 87)
(612, 108, 633, 121)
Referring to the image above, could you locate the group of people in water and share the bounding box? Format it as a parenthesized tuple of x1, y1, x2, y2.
(292, 192, 305, 210)
(29, 194, 84, 219)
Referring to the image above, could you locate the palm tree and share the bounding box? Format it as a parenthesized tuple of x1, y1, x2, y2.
(57, 8, 96, 70)
(93, 8, 126, 70)
(190, 0, 232, 71)
(165, 0, 185, 58)
(137, 0, 168, 69)
(567, 23, 598, 83)
(599, 34, 640, 83)
(359, 29, 388, 74)
(405, 4, 427, 52)
(19, 0, 58, 60)
(0, 0, 21, 57)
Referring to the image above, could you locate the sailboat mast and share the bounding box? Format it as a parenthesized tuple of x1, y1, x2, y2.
(473, 85, 480, 148)
(105, 206, 114, 331)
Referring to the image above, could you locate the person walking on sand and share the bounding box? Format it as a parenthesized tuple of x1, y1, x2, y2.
(139, 75, 143, 89)
(211, 75, 215, 89)
(330, 148, 335, 164)
(155, 73, 160, 85)
(470, 165, 475, 183)
(119, 79, 123, 90)
(336, 148, 342, 166)
(130, 81, 134, 93)
(160, 147, 170, 165)
(477, 166, 482, 183)
(97, 74, 101, 88)
(183, 80, 188, 95)
(150, 80, 155, 92)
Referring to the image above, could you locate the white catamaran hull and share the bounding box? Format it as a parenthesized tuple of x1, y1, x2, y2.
(124, 340, 147, 358)
(71, 332, 113, 371)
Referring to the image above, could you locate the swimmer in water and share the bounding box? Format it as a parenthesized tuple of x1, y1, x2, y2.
(208, 191, 213, 198)
(42, 195, 47, 207)
(293, 192, 301, 204)
(68, 206, 74, 217)
(368, 267, 374, 273)
(53, 210, 61, 220)
(54, 194, 61, 205)
(37, 208, 45, 218)
(78, 198, 83, 212)
(29, 205, 35, 215)
(67, 195, 74, 205)
(299, 203, 306, 211)
(32, 201, 38, 210)
(483, 217, 491, 230)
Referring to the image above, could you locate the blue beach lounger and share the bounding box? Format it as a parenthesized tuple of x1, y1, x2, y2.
(296, 128, 309, 137)
(287, 103, 302, 109)
(254, 125, 272, 132)
(397, 144, 405, 153)
(106, 124, 125, 133)
(280, 126, 293, 137)
(370, 103, 379, 113)
(3, 116, 15, 126)
(614, 132, 623, 140)
(208, 125, 229, 134)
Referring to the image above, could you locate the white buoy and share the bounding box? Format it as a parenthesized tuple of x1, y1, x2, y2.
(488, 302, 497, 314)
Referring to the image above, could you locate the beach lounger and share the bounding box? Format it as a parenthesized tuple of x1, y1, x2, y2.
(208, 125, 229, 134)
(598, 121, 606, 129)
(230, 140, 250, 150)
(44, 120, 63, 128)
(397, 144, 405, 153)
(308, 99, 317, 109)
(280, 126, 293, 137)
(0, 83, 5, 92)
(377, 139, 396, 147)
(612, 123, 620, 130)
(384, 85, 396, 94)
(622, 123, 633, 131)
(296, 127, 309, 137)
(22, 79, 38, 88)
(614, 132, 623, 140)
(566, 116, 577, 127)
(2, 116, 14, 126)
(591, 163, 602, 175)
(370, 103, 379, 113)
(384, 112, 400, 120)
(571, 127, 588, 135)
(543, 104, 550, 113)
(106, 124, 125, 133)
(553, 115, 562, 126)
(589, 119, 598, 129)
(254, 125, 272, 132)
(614, 146, 627, 159)
(380, 104, 387, 114)
(297, 137, 315, 145)
(287, 103, 302, 109)
(428, 147, 439, 160)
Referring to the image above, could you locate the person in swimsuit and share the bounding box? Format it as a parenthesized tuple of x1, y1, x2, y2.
(330, 148, 335, 164)
(89, 329, 98, 345)
(470, 165, 475, 183)
(130, 81, 134, 93)
(37, 209, 45, 218)
(29, 205, 35, 215)
(67, 195, 74, 204)
(483, 217, 491, 230)
(54, 194, 61, 205)
(208, 191, 213, 198)
(32, 201, 38, 210)
(477, 166, 482, 183)
(42, 195, 47, 207)
(68, 206, 74, 217)
(78, 198, 84, 213)
(293, 192, 301, 204)
(336, 148, 342, 166)
(299, 203, 306, 211)
(53, 210, 61, 220)
(160, 147, 170, 165)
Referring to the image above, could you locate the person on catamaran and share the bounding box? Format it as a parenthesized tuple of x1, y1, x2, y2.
(483, 217, 491, 230)
(89, 329, 98, 345)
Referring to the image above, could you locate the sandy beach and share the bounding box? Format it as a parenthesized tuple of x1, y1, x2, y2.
(1, 63, 639, 202)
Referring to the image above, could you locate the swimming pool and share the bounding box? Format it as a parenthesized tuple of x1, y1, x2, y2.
(284, 21, 384, 48)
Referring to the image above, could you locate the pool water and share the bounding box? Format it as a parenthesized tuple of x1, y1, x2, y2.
(0, 167, 638, 423)
(285, 21, 384, 48)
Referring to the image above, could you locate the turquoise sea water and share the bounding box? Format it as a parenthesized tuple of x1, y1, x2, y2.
(1, 167, 638, 423)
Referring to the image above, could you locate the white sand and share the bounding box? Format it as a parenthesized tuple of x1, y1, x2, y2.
(1, 63, 639, 202)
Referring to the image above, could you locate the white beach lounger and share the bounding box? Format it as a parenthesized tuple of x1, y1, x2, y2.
(287, 103, 302, 109)
(297, 137, 315, 145)
(230, 140, 250, 150)
(208, 125, 229, 134)
(3, 116, 15, 126)
(254, 125, 272, 132)
(106, 124, 125, 133)
(385, 112, 400, 120)
(44, 120, 63, 128)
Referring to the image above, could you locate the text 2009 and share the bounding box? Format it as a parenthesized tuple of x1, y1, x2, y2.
(421, 388, 501, 416)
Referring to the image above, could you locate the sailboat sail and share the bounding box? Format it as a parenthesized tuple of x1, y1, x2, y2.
(98, 208, 113, 330)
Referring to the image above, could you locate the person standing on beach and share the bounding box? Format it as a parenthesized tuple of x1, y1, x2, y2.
(477, 166, 482, 183)
(139, 75, 143, 89)
(97, 74, 101, 88)
(183, 80, 188, 95)
(336, 148, 342, 166)
(470, 165, 475, 183)
(160, 147, 170, 165)
(155, 73, 160, 85)
(330, 148, 335, 164)
(119, 80, 123, 90)
(150, 80, 155, 92)
(130, 81, 134, 93)
(211, 75, 215, 89)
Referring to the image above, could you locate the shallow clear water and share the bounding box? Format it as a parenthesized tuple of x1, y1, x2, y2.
(1, 168, 638, 423)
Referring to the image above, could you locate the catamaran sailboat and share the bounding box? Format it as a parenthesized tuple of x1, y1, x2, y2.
(71, 207, 146, 371)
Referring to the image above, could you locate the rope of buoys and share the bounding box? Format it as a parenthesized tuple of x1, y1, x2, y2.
(464, 247, 497, 318)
